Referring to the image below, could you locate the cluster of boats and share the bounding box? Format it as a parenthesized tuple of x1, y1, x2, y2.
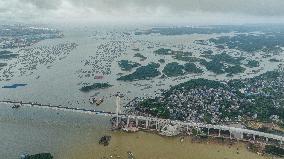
(89, 97, 104, 106)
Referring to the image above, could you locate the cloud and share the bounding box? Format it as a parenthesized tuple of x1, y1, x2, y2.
(1, 0, 284, 24)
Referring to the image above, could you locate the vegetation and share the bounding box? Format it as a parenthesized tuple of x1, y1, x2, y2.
(118, 60, 141, 71)
(162, 62, 184, 77)
(154, 48, 172, 55)
(184, 63, 203, 73)
(225, 65, 246, 74)
(200, 53, 246, 75)
(117, 62, 161, 81)
(131, 69, 284, 125)
(209, 33, 284, 53)
(80, 83, 112, 92)
(0, 50, 18, 59)
(265, 145, 284, 157)
(269, 58, 281, 62)
(173, 55, 201, 62)
(200, 59, 225, 74)
(134, 53, 147, 61)
(25, 153, 53, 159)
(139, 99, 170, 118)
(0, 63, 7, 68)
(209, 52, 242, 65)
(154, 48, 202, 63)
(246, 60, 260, 67)
(168, 78, 227, 92)
(202, 50, 213, 55)
(158, 59, 165, 63)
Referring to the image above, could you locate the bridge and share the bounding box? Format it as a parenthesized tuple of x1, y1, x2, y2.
(1, 98, 284, 147)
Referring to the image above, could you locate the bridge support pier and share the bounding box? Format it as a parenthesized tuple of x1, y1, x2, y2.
(145, 120, 149, 129)
(126, 117, 130, 127)
(253, 135, 256, 140)
(207, 128, 210, 135)
(156, 121, 159, 130)
(229, 132, 232, 139)
(136, 118, 138, 128)
(218, 129, 221, 137)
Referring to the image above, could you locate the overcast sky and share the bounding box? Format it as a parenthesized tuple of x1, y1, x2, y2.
(1, 0, 284, 25)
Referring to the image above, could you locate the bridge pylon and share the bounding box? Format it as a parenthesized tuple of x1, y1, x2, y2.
(115, 95, 121, 128)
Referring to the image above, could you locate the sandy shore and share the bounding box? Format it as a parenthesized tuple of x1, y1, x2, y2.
(62, 131, 272, 159)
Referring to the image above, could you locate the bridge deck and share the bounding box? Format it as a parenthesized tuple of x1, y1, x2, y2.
(1, 100, 284, 142)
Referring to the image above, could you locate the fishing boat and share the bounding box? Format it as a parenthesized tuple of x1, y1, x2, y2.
(96, 98, 104, 106)
(12, 104, 21, 109)
(89, 97, 96, 104)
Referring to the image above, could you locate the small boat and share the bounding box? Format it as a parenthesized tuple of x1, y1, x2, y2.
(89, 97, 96, 104)
(96, 98, 104, 106)
(12, 104, 21, 109)
(94, 75, 103, 79)
(122, 127, 139, 132)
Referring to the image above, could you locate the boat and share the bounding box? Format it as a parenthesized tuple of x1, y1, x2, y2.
(89, 97, 96, 104)
(12, 104, 21, 109)
(122, 127, 139, 132)
(96, 98, 104, 106)
(94, 75, 103, 79)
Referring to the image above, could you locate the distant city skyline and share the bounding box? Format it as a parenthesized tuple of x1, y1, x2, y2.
(1, 0, 284, 25)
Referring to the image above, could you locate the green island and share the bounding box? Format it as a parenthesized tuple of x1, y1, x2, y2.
(246, 60, 260, 68)
(200, 53, 246, 75)
(173, 55, 202, 62)
(134, 53, 147, 61)
(269, 58, 282, 62)
(0, 50, 18, 59)
(118, 60, 141, 71)
(184, 63, 203, 74)
(265, 145, 284, 157)
(200, 59, 225, 74)
(0, 63, 7, 68)
(225, 65, 246, 74)
(154, 48, 201, 62)
(153, 48, 172, 55)
(117, 62, 161, 81)
(162, 62, 184, 77)
(208, 52, 243, 65)
(80, 83, 112, 92)
(209, 33, 284, 53)
(162, 62, 203, 77)
(23, 153, 53, 159)
(158, 59, 165, 63)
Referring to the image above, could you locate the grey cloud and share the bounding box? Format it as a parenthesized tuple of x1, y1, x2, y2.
(22, 0, 62, 10)
(55, 0, 284, 16)
(1, 0, 284, 24)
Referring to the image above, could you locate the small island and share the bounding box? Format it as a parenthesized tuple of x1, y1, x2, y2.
(134, 53, 147, 61)
(21, 153, 53, 159)
(118, 60, 141, 71)
(80, 83, 112, 92)
(225, 65, 246, 74)
(246, 60, 260, 68)
(184, 63, 203, 74)
(162, 62, 184, 77)
(200, 53, 246, 75)
(117, 62, 160, 81)
(158, 59, 165, 63)
(0, 50, 18, 59)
